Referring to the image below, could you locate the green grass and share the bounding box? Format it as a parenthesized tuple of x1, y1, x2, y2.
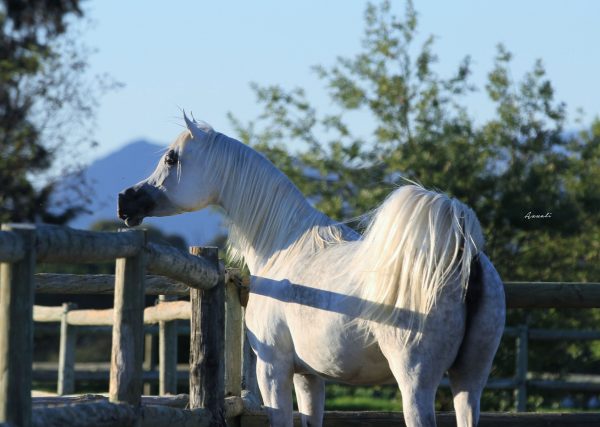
(323, 384, 402, 411)
(325, 395, 402, 411)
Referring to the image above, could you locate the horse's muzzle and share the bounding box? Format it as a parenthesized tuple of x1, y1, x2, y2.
(118, 185, 157, 227)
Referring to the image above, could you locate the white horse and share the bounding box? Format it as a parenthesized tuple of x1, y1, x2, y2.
(118, 114, 505, 427)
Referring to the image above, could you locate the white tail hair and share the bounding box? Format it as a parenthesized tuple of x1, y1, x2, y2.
(349, 184, 484, 342)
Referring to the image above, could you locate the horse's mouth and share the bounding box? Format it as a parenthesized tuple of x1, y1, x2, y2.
(123, 215, 144, 227)
(117, 207, 145, 227)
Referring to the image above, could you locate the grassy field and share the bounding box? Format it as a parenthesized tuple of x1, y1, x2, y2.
(324, 384, 403, 411)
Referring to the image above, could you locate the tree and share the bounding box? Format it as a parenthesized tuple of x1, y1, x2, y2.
(230, 0, 600, 410)
(0, 0, 112, 224)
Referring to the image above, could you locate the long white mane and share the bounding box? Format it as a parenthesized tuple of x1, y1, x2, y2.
(182, 129, 357, 275)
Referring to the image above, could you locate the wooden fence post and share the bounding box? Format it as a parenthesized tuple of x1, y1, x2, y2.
(58, 302, 77, 395)
(189, 247, 225, 426)
(225, 279, 243, 427)
(143, 332, 158, 395)
(159, 294, 178, 395)
(0, 224, 36, 427)
(109, 229, 146, 408)
(515, 324, 529, 412)
(242, 320, 260, 400)
(225, 279, 243, 398)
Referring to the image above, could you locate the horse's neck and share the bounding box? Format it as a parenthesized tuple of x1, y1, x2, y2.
(214, 135, 356, 275)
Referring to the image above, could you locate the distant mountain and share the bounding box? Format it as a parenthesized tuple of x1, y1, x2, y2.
(64, 139, 225, 245)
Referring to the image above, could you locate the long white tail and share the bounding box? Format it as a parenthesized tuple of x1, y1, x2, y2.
(351, 184, 484, 341)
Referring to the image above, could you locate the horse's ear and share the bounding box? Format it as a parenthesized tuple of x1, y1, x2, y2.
(183, 111, 208, 140)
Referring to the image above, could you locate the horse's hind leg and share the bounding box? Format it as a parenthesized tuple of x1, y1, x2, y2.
(381, 345, 440, 427)
(448, 254, 505, 427)
(293, 373, 325, 427)
(398, 382, 437, 427)
(448, 330, 495, 427)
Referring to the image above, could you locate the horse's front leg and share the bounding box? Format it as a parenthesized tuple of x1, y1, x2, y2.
(256, 357, 294, 427)
(293, 373, 325, 427)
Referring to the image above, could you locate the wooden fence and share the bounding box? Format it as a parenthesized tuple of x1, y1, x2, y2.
(1, 223, 599, 426)
(29, 314, 600, 409)
(0, 224, 236, 427)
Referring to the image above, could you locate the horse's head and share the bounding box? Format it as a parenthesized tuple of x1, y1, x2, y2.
(118, 114, 217, 227)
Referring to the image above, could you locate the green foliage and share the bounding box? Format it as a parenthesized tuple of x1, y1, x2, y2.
(230, 0, 600, 411)
(0, 1, 114, 224)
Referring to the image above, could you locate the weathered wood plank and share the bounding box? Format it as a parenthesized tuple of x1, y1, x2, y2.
(143, 333, 158, 395)
(32, 363, 190, 383)
(69, 309, 113, 326)
(189, 247, 225, 426)
(515, 325, 528, 411)
(225, 280, 243, 398)
(32, 394, 246, 418)
(504, 282, 600, 308)
(36, 225, 144, 263)
(240, 411, 600, 427)
(0, 229, 24, 262)
(159, 295, 179, 395)
(35, 395, 599, 426)
(35, 324, 188, 335)
(147, 242, 220, 290)
(57, 303, 77, 395)
(141, 405, 213, 427)
(33, 305, 65, 322)
(34, 276, 600, 309)
(35, 273, 189, 295)
(109, 230, 146, 406)
(33, 301, 191, 325)
(31, 400, 214, 427)
(528, 328, 600, 340)
(242, 322, 260, 400)
(32, 401, 135, 427)
(145, 301, 190, 323)
(528, 378, 600, 391)
(0, 224, 36, 427)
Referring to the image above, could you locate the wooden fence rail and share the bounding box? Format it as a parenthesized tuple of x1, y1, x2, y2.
(33, 301, 191, 325)
(504, 282, 600, 308)
(34, 273, 189, 295)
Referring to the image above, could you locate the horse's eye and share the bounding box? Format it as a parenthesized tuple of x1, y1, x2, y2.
(165, 151, 178, 166)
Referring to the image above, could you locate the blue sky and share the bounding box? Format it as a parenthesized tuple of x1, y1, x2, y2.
(83, 0, 600, 160)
